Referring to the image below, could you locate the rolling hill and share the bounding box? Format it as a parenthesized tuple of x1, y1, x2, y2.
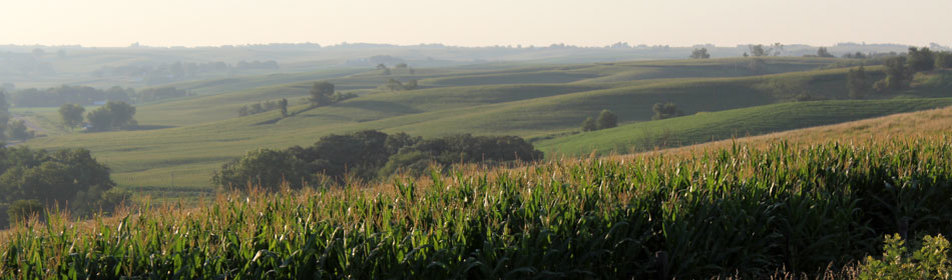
(14, 57, 952, 197)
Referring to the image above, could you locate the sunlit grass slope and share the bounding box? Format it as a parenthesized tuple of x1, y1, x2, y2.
(20, 64, 952, 192)
(537, 98, 952, 157)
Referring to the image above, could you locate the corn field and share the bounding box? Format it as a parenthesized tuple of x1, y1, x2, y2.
(2, 135, 952, 279)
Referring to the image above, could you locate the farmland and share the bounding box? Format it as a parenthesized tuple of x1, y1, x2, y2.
(4, 50, 952, 278)
(14, 58, 952, 195)
(4, 108, 952, 277)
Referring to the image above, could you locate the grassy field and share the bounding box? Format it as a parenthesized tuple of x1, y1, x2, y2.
(6, 54, 952, 277)
(14, 58, 952, 195)
(536, 98, 952, 157)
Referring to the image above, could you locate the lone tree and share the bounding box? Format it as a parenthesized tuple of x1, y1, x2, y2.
(690, 48, 710, 59)
(278, 98, 288, 117)
(59, 104, 85, 129)
(652, 102, 683, 120)
(847, 66, 870, 99)
(581, 117, 597, 132)
(817, 47, 835, 58)
(308, 82, 335, 107)
(596, 109, 618, 130)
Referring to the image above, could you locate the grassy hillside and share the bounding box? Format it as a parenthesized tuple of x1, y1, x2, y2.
(537, 98, 952, 157)
(16, 58, 952, 194)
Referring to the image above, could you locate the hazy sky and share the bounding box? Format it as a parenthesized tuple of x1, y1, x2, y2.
(3, 0, 950, 47)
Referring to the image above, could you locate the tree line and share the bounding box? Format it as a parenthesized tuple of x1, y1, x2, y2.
(93, 60, 279, 84)
(238, 99, 288, 117)
(0, 146, 128, 228)
(212, 130, 543, 191)
(9, 85, 190, 107)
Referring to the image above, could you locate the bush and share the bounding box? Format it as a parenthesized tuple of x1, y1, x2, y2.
(596, 109, 618, 129)
(581, 117, 597, 132)
(859, 234, 951, 279)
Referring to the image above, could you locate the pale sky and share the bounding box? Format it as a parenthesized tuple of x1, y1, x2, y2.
(2, 0, 950, 48)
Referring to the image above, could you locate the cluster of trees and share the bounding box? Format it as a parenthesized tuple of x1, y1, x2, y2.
(816, 47, 835, 58)
(307, 82, 356, 107)
(744, 43, 784, 57)
(213, 130, 543, 191)
(375, 63, 416, 75)
(845, 47, 952, 98)
(238, 99, 288, 117)
(870, 47, 952, 93)
(93, 60, 279, 84)
(10, 85, 133, 107)
(381, 79, 419, 91)
(689, 48, 710, 59)
(842, 52, 868, 59)
(0, 146, 128, 227)
(581, 109, 618, 132)
(0, 91, 35, 142)
(83, 101, 137, 132)
(652, 102, 684, 120)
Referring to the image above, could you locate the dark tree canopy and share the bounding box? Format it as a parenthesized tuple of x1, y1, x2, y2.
(59, 104, 85, 129)
(86, 101, 137, 132)
(907, 47, 935, 73)
(379, 134, 543, 177)
(882, 56, 911, 90)
(581, 117, 597, 132)
(936, 51, 952, 69)
(309, 82, 335, 106)
(596, 109, 618, 130)
(847, 66, 870, 99)
(279, 98, 288, 117)
(748, 43, 783, 57)
(212, 149, 312, 192)
(0, 146, 121, 227)
(5, 120, 33, 141)
(816, 47, 835, 58)
(214, 130, 543, 191)
(690, 48, 710, 59)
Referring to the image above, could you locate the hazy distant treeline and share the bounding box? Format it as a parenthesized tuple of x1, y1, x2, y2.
(9, 85, 191, 107)
(93, 60, 278, 84)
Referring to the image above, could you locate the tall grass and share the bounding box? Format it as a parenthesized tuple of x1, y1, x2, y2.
(2, 134, 952, 278)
